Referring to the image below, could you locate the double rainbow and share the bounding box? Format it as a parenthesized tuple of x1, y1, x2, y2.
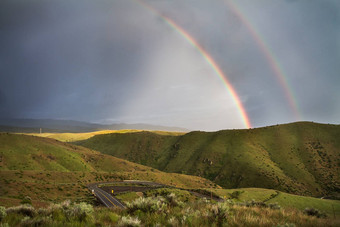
(134, 0, 252, 128)
(227, 0, 301, 120)
(133, 0, 302, 128)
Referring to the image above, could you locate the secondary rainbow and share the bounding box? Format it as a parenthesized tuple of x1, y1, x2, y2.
(226, 0, 301, 120)
(134, 0, 252, 128)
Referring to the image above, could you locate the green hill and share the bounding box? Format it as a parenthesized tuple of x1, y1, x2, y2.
(76, 122, 340, 197)
(212, 188, 340, 217)
(0, 133, 215, 207)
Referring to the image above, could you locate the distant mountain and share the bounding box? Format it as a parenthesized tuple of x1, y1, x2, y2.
(0, 118, 188, 133)
(76, 122, 340, 198)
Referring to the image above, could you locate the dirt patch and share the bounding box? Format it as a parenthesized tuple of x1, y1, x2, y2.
(136, 192, 143, 197)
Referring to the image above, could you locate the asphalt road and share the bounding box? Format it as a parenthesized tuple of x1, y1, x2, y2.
(88, 184, 125, 208)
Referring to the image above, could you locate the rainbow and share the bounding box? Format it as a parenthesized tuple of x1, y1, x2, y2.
(226, 0, 301, 120)
(134, 0, 252, 129)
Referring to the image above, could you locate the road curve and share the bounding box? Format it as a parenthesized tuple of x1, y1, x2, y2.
(88, 183, 125, 208)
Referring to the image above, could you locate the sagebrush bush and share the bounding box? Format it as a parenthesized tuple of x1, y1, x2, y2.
(268, 203, 281, 210)
(126, 197, 167, 213)
(20, 216, 52, 227)
(20, 196, 32, 205)
(237, 200, 281, 210)
(6, 204, 36, 217)
(304, 208, 327, 218)
(168, 216, 179, 226)
(246, 200, 267, 207)
(60, 200, 71, 210)
(0, 223, 9, 227)
(118, 216, 141, 227)
(165, 193, 184, 208)
(66, 202, 94, 221)
(0, 207, 6, 222)
(230, 190, 243, 199)
(208, 202, 229, 225)
(36, 200, 94, 222)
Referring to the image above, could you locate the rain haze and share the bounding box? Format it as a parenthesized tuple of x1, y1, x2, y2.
(0, 0, 339, 131)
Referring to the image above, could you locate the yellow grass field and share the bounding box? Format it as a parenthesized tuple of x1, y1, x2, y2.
(21, 130, 185, 142)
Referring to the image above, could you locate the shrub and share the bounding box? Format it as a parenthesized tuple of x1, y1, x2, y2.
(44, 203, 62, 216)
(37, 207, 49, 216)
(168, 216, 179, 226)
(209, 202, 229, 225)
(6, 204, 36, 217)
(165, 193, 183, 208)
(0, 206, 6, 222)
(237, 200, 280, 210)
(303, 208, 327, 218)
(21, 196, 32, 205)
(60, 200, 71, 210)
(245, 200, 267, 207)
(118, 216, 141, 227)
(126, 197, 167, 213)
(201, 197, 209, 204)
(230, 190, 243, 199)
(20, 216, 52, 227)
(66, 202, 94, 221)
(268, 203, 281, 210)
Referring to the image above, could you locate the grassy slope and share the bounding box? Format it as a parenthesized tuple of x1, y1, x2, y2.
(0, 133, 215, 207)
(212, 188, 340, 217)
(76, 122, 340, 197)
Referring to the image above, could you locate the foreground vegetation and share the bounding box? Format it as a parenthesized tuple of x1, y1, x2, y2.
(77, 122, 340, 197)
(1, 191, 339, 227)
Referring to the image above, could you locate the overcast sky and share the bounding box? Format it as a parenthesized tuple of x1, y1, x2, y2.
(0, 0, 339, 131)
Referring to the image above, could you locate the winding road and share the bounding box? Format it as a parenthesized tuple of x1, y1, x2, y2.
(88, 183, 125, 208)
(88, 180, 222, 208)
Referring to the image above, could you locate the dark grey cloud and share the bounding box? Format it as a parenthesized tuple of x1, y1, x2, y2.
(0, 0, 339, 130)
(234, 0, 340, 125)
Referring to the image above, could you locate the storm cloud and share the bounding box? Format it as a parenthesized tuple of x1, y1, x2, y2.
(0, 0, 339, 130)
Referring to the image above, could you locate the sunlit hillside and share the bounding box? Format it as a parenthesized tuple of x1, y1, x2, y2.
(21, 130, 185, 142)
(77, 122, 340, 197)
